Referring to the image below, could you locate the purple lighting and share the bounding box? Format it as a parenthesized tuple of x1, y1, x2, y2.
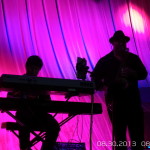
(0, 0, 150, 150)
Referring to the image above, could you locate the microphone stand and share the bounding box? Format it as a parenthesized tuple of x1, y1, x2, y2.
(90, 93, 94, 150)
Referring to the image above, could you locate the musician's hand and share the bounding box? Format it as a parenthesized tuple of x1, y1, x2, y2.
(68, 113, 76, 117)
(121, 67, 137, 79)
(68, 113, 72, 117)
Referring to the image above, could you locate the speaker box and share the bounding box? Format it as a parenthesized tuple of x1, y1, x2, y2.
(53, 142, 86, 150)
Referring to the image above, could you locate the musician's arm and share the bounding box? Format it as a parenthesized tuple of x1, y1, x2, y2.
(7, 91, 21, 98)
(39, 93, 51, 101)
(122, 55, 147, 80)
(121, 55, 147, 81)
(134, 55, 148, 80)
(91, 59, 106, 91)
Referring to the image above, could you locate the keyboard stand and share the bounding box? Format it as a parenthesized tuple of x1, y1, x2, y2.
(1, 93, 97, 150)
(1, 110, 77, 148)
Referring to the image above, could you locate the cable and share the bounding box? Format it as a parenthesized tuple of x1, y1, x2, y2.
(68, 115, 80, 143)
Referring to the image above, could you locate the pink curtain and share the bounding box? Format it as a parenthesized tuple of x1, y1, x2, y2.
(0, 0, 150, 149)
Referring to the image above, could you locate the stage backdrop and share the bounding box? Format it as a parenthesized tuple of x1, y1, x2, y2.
(0, 0, 150, 150)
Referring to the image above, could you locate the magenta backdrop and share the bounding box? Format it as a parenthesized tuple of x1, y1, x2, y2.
(0, 0, 150, 150)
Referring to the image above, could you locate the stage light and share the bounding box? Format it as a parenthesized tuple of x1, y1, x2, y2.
(123, 7, 145, 33)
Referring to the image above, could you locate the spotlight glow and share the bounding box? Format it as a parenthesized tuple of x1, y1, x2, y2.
(123, 7, 145, 33)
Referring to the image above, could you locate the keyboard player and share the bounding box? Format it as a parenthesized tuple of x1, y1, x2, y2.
(7, 55, 60, 150)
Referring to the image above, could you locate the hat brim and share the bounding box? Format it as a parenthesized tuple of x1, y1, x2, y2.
(109, 36, 130, 43)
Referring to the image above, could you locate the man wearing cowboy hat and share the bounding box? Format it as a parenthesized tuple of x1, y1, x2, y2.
(92, 30, 147, 150)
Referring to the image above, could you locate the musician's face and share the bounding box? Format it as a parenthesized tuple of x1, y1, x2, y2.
(112, 40, 127, 52)
(26, 65, 41, 76)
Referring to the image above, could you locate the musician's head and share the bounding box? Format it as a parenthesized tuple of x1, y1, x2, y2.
(109, 30, 130, 52)
(25, 55, 43, 76)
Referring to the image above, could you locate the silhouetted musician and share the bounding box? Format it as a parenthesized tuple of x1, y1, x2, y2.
(7, 55, 60, 150)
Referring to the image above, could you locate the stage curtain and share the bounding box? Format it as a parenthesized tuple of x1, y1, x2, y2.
(0, 0, 150, 149)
